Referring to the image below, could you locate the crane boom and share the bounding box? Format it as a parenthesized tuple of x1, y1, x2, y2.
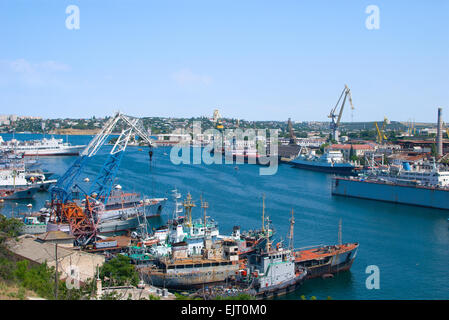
(329, 84, 354, 142)
(51, 111, 155, 204)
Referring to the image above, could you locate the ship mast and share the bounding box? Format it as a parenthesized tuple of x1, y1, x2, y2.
(262, 193, 265, 233)
(288, 209, 295, 250)
(265, 216, 271, 253)
(201, 197, 209, 238)
(183, 193, 195, 227)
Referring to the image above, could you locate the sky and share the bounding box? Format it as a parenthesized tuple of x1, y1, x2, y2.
(0, 0, 448, 122)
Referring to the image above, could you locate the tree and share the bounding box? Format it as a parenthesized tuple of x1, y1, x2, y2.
(431, 143, 438, 157)
(99, 255, 139, 287)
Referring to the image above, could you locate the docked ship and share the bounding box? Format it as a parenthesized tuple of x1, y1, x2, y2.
(332, 161, 449, 210)
(294, 243, 359, 279)
(235, 246, 308, 299)
(139, 238, 240, 289)
(18, 215, 48, 235)
(291, 149, 355, 174)
(0, 136, 85, 156)
(143, 192, 275, 260)
(46, 186, 167, 234)
(0, 187, 39, 200)
(0, 166, 56, 192)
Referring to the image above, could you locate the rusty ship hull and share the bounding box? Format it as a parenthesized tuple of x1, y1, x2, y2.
(140, 259, 239, 290)
(294, 243, 358, 279)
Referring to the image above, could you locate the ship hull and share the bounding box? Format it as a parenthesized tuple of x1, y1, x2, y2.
(251, 273, 307, 299)
(294, 243, 358, 279)
(19, 223, 47, 235)
(291, 161, 354, 174)
(17, 146, 85, 157)
(301, 256, 355, 279)
(141, 263, 239, 289)
(332, 177, 449, 210)
(1, 187, 39, 200)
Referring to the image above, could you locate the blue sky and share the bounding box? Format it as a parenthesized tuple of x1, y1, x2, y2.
(1, 0, 448, 122)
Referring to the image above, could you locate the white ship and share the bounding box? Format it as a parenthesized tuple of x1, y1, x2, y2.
(0, 136, 85, 156)
(0, 166, 56, 191)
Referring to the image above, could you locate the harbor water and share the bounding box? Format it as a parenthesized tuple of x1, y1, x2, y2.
(1, 133, 449, 300)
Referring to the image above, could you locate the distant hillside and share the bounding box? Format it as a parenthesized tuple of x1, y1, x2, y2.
(338, 121, 407, 131)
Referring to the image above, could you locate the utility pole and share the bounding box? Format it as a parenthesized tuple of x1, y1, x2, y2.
(54, 243, 58, 299)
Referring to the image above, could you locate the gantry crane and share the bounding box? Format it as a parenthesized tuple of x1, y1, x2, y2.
(49, 111, 155, 246)
(328, 85, 355, 143)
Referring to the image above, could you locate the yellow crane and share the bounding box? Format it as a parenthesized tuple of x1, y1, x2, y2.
(375, 117, 389, 144)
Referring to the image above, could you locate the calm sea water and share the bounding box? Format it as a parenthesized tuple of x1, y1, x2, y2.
(1, 133, 449, 300)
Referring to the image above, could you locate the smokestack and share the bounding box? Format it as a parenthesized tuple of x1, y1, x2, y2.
(437, 107, 443, 157)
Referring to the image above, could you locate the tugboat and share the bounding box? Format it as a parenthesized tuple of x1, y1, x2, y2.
(232, 230, 307, 299)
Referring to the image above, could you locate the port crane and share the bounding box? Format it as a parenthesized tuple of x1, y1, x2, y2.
(328, 85, 354, 143)
(49, 111, 155, 246)
(375, 117, 390, 144)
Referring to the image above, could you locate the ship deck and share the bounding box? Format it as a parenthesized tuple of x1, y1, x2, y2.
(294, 243, 358, 262)
(334, 176, 449, 192)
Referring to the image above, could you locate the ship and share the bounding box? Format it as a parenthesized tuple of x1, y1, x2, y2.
(332, 161, 449, 210)
(294, 243, 359, 279)
(46, 186, 167, 234)
(234, 245, 308, 299)
(0, 186, 39, 200)
(18, 215, 48, 235)
(139, 238, 240, 289)
(290, 149, 355, 174)
(0, 166, 56, 192)
(0, 136, 85, 156)
(144, 192, 276, 260)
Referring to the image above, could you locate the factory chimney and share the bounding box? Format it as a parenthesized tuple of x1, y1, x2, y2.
(437, 107, 443, 157)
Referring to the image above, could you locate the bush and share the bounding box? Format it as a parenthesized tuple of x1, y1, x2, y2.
(14, 260, 55, 299)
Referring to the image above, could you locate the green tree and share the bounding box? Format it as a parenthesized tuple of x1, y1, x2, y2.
(99, 255, 139, 287)
(431, 143, 437, 157)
